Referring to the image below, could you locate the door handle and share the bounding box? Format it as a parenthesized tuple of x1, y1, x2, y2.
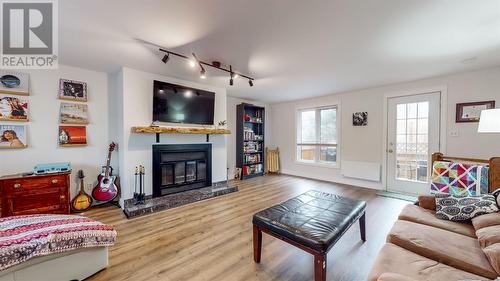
(387, 149, 394, 153)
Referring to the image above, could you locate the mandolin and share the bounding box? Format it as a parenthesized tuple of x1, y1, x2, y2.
(71, 170, 93, 212)
(92, 142, 119, 202)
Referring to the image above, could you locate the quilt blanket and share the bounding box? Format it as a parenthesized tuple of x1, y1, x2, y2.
(431, 161, 489, 196)
(0, 214, 116, 271)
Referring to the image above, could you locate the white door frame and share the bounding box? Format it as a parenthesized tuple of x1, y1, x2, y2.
(381, 85, 448, 191)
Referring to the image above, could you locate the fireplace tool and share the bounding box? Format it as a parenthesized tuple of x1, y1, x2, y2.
(134, 165, 146, 205)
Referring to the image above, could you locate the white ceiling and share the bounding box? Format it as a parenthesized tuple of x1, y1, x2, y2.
(59, 0, 500, 103)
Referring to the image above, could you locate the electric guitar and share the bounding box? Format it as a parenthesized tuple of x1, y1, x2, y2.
(71, 170, 93, 212)
(92, 142, 119, 202)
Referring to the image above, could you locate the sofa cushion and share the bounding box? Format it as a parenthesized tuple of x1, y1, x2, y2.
(476, 225, 500, 248)
(377, 273, 419, 281)
(472, 212, 500, 230)
(435, 194, 499, 221)
(483, 243, 500, 275)
(387, 220, 497, 279)
(367, 243, 490, 281)
(418, 195, 436, 210)
(398, 204, 476, 237)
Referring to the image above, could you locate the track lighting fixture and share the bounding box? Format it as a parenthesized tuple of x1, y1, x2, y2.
(158, 48, 255, 87)
(229, 65, 234, 86)
(161, 53, 169, 64)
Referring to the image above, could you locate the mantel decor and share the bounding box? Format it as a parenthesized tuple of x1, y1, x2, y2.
(131, 126, 231, 143)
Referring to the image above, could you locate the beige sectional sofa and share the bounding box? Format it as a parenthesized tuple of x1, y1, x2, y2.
(368, 196, 500, 281)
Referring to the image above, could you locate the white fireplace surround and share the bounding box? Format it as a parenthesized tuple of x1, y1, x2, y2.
(109, 67, 228, 206)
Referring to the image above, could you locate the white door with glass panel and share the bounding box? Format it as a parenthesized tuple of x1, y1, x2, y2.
(296, 107, 338, 165)
(387, 92, 441, 195)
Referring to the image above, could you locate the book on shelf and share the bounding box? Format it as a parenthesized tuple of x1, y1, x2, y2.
(245, 153, 261, 164)
(243, 141, 262, 153)
(243, 163, 263, 176)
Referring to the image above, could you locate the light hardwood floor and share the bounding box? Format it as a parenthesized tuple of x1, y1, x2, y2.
(85, 175, 409, 281)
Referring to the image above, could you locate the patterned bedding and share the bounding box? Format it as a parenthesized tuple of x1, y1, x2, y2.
(0, 214, 116, 271)
(431, 161, 489, 196)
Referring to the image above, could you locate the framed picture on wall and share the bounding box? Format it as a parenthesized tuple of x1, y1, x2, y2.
(0, 96, 28, 121)
(58, 125, 87, 147)
(60, 102, 88, 124)
(0, 71, 29, 96)
(353, 112, 368, 126)
(0, 124, 27, 149)
(456, 101, 495, 123)
(58, 79, 87, 102)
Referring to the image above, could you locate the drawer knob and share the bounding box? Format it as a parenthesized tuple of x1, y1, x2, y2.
(51, 179, 58, 184)
(13, 183, 21, 189)
(60, 195, 66, 199)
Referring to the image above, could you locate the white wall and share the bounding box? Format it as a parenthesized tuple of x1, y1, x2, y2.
(226, 97, 271, 178)
(111, 67, 228, 203)
(270, 67, 500, 190)
(1, 65, 109, 197)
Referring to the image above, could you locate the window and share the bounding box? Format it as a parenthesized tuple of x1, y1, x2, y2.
(296, 106, 338, 165)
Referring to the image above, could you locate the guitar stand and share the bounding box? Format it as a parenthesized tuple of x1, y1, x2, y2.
(92, 200, 121, 209)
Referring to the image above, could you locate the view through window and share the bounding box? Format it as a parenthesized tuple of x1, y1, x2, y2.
(296, 106, 337, 164)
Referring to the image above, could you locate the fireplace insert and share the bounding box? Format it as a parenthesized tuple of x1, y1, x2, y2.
(152, 144, 212, 197)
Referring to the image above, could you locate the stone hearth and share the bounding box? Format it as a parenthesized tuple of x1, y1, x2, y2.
(123, 183, 238, 218)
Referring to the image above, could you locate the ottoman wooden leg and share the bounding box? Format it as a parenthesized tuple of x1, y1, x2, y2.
(314, 253, 327, 281)
(359, 212, 366, 242)
(253, 224, 262, 263)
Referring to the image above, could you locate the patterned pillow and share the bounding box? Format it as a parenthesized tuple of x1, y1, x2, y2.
(435, 194, 499, 221)
(493, 188, 500, 207)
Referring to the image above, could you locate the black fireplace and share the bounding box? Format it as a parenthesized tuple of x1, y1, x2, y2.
(152, 144, 212, 197)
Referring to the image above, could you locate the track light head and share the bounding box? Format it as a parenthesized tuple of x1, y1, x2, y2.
(249, 79, 254, 87)
(200, 68, 206, 79)
(161, 53, 169, 64)
(229, 68, 235, 86)
(188, 59, 196, 68)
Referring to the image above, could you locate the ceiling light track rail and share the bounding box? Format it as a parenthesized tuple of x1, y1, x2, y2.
(159, 48, 254, 86)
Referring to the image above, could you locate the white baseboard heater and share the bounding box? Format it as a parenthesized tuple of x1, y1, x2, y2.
(341, 161, 381, 182)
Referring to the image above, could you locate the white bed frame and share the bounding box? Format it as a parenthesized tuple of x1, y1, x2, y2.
(0, 247, 109, 281)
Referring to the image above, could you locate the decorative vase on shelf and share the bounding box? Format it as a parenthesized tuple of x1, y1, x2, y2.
(244, 113, 250, 122)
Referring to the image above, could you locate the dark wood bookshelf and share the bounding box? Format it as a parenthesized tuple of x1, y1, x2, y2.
(236, 103, 265, 180)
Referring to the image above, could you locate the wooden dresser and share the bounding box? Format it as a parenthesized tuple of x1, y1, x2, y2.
(0, 171, 71, 217)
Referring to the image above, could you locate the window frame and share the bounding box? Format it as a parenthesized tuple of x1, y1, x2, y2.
(295, 104, 340, 168)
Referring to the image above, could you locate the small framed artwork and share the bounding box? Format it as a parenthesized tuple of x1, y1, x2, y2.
(58, 125, 87, 147)
(0, 124, 27, 149)
(59, 79, 87, 102)
(0, 71, 29, 96)
(353, 112, 368, 126)
(60, 102, 88, 124)
(0, 96, 28, 121)
(456, 101, 495, 123)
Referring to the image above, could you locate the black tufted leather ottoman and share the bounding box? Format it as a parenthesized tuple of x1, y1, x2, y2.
(252, 190, 367, 281)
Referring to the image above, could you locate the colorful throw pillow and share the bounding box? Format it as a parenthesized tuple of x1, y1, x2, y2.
(435, 194, 499, 221)
(431, 161, 489, 196)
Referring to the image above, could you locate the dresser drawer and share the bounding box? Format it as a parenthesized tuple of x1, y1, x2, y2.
(6, 186, 68, 216)
(2, 175, 67, 191)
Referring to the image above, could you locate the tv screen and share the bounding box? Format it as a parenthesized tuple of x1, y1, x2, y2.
(153, 80, 215, 125)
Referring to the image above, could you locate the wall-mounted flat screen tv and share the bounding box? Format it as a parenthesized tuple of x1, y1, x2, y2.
(153, 80, 215, 125)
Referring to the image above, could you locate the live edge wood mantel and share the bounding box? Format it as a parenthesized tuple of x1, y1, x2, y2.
(131, 126, 231, 143)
